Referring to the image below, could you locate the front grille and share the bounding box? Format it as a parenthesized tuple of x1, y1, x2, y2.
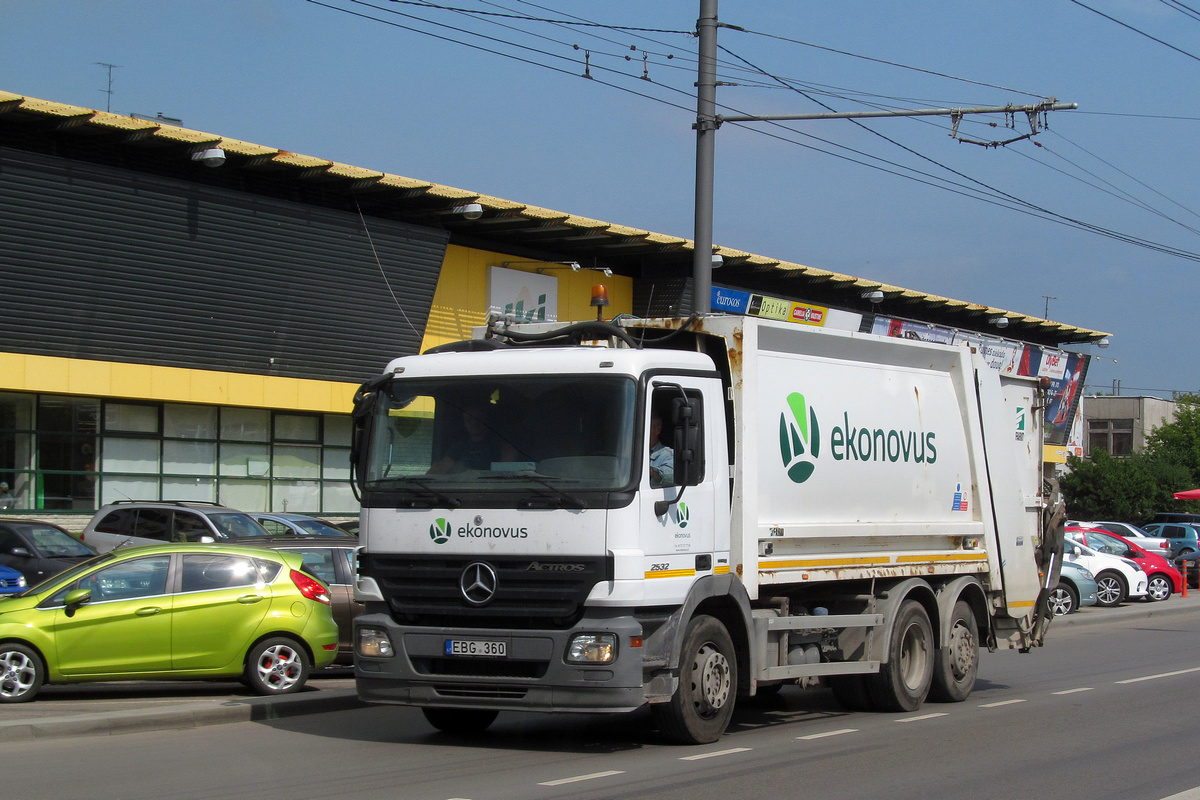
(434, 684, 529, 699)
(415, 658, 548, 679)
(365, 554, 610, 629)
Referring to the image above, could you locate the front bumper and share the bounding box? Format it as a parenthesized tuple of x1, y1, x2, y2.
(354, 609, 650, 713)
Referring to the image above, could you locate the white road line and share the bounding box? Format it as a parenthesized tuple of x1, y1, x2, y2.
(979, 699, 1027, 708)
(1052, 687, 1094, 695)
(1116, 666, 1200, 684)
(797, 728, 858, 740)
(538, 771, 625, 787)
(1159, 788, 1200, 800)
(895, 713, 948, 723)
(680, 747, 753, 761)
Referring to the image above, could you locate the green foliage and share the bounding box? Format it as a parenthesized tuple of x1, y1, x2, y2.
(1060, 449, 1191, 523)
(1145, 394, 1200, 484)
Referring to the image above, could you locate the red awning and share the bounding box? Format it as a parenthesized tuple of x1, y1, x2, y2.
(1173, 489, 1200, 500)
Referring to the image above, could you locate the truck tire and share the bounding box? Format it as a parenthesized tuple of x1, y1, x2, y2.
(866, 600, 933, 712)
(653, 615, 737, 744)
(1093, 570, 1126, 607)
(421, 707, 499, 734)
(929, 600, 978, 703)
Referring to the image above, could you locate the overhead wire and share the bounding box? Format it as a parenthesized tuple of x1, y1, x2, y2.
(1066, 0, 1200, 64)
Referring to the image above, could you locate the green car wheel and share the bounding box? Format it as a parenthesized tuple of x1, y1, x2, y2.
(0, 643, 44, 703)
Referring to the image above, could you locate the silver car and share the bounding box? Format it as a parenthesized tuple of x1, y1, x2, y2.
(80, 501, 271, 552)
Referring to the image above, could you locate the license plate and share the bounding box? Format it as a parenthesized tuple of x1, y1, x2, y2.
(445, 639, 507, 657)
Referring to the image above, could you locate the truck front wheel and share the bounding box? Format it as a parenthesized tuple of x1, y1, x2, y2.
(929, 600, 978, 703)
(421, 707, 499, 735)
(867, 599, 933, 712)
(654, 615, 737, 744)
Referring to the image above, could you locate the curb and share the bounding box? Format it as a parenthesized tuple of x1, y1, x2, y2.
(1050, 596, 1200, 628)
(0, 688, 367, 743)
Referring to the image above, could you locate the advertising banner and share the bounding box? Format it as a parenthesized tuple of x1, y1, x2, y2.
(487, 266, 557, 322)
(711, 286, 751, 315)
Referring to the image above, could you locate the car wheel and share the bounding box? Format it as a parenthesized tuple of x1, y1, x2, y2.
(1093, 571, 1127, 607)
(1048, 583, 1078, 616)
(0, 643, 43, 703)
(245, 637, 311, 695)
(1146, 573, 1172, 602)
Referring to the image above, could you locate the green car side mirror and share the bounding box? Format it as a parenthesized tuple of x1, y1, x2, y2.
(63, 588, 92, 617)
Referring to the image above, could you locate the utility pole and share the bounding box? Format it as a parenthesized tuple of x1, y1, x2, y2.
(689, 1, 1077, 314)
(96, 62, 120, 112)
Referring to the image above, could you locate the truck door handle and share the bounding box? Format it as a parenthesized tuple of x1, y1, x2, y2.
(237, 595, 264, 604)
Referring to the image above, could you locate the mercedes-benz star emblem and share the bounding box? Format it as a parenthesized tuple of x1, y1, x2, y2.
(459, 562, 498, 606)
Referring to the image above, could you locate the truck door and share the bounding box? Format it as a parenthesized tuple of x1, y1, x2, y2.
(640, 380, 723, 577)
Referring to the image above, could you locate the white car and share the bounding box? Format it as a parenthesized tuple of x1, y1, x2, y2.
(1064, 534, 1149, 607)
(1071, 520, 1172, 558)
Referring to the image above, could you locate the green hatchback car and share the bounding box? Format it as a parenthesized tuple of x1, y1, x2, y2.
(0, 543, 339, 703)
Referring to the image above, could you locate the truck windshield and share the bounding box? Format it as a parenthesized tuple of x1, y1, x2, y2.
(364, 375, 637, 492)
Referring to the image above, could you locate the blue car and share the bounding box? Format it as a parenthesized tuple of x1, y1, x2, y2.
(0, 563, 27, 595)
(1141, 522, 1200, 560)
(1050, 561, 1099, 615)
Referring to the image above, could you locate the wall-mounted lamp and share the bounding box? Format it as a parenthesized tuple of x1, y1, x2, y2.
(862, 290, 884, 304)
(500, 260, 613, 277)
(711, 254, 724, 270)
(452, 202, 483, 220)
(191, 147, 226, 168)
(1097, 337, 1110, 349)
(989, 316, 1010, 329)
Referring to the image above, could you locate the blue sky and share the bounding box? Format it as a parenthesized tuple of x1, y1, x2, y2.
(3, 1, 1197, 398)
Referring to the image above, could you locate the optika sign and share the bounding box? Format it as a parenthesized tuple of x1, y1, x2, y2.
(779, 392, 938, 484)
(429, 517, 529, 544)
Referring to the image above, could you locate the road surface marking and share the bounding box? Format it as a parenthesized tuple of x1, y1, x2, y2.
(680, 747, 753, 761)
(979, 699, 1027, 708)
(797, 728, 858, 740)
(1117, 666, 1200, 684)
(538, 771, 624, 786)
(895, 713, 948, 723)
(1159, 788, 1200, 800)
(1052, 687, 1094, 695)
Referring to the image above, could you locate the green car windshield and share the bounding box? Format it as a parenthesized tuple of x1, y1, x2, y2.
(365, 375, 637, 492)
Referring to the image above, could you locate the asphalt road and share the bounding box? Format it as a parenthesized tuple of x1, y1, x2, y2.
(5, 601, 1200, 800)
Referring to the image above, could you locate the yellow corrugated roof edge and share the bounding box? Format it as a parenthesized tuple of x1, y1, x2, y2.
(0, 92, 1111, 341)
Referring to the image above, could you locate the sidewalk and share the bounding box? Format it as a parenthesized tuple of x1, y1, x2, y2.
(4, 597, 1198, 742)
(0, 672, 365, 743)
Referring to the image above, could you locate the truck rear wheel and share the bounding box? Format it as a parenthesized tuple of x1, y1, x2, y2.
(653, 614, 737, 744)
(867, 600, 933, 712)
(929, 600, 978, 703)
(421, 707, 499, 735)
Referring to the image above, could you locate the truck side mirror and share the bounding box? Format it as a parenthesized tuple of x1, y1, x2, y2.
(670, 396, 703, 488)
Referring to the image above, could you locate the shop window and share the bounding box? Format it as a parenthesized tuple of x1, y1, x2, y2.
(274, 445, 321, 479)
(275, 414, 319, 443)
(220, 443, 271, 477)
(105, 403, 160, 434)
(164, 404, 217, 440)
(221, 408, 270, 442)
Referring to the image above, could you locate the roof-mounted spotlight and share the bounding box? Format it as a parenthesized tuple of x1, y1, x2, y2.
(711, 254, 724, 269)
(989, 316, 1010, 329)
(453, 202, 483, 220)
(862, 290, 884, 304)
(191, 147, 226, 168)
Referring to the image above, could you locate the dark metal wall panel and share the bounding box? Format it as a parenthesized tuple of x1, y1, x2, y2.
(0, 147, 448, 385)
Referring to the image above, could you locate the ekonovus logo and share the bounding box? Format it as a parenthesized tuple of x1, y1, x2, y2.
(674, 501, 689, 528)
(779, 392, 820, 483)
(429, 517, 451, 544)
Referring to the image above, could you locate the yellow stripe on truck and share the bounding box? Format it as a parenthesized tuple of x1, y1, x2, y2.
(645, 569, 697, 579)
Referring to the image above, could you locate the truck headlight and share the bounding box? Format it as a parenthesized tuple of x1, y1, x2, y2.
(566, 633, 616, 664)
(358, 627, 395, 658)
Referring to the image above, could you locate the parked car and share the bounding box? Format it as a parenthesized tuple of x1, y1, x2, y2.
(81, 501, 271, 552)
(0, 543, 338, 702)
(0, 519, 98, 584)
(1151, 512, 1200, 525)
(252, 513, 354, 538)
(1063, 534, 1149, 607)
(0, 563, 27, 595)
(235, 536, 361, 665)
(1140, 522, 1200, 560)
(1073, 520, 1172, 558)
(1049, 561, 1099, 615)
(333, 519, 359, 537)
(1067, 526, 1182, 602)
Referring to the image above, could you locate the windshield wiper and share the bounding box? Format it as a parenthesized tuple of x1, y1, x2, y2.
(372, 476, 462, 509)
(477, 473, 586, 509)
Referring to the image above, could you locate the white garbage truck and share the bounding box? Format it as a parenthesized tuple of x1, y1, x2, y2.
(350, 313, 1061, 743)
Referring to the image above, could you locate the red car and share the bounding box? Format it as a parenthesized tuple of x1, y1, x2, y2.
(1067, 526, 1182, 602)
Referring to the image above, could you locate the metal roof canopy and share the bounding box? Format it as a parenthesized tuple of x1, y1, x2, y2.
(0, 91, 1109, 347)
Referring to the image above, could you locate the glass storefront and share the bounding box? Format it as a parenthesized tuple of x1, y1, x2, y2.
(0, 392, 355, 514)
